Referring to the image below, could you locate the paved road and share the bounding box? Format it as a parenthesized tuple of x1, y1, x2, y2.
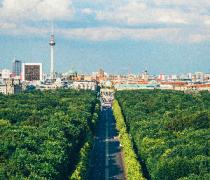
(88, 107, 125, 180)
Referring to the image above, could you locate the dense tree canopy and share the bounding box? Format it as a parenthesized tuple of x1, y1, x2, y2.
(115, 90, 210, 180)
(0, 89, 99, 179)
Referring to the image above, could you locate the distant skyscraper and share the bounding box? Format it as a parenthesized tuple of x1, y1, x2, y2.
(12, 59, 22, 76)
(98, 69, 105, 77)
(142, 70, 149, 82)
(49, 23, 56, 80)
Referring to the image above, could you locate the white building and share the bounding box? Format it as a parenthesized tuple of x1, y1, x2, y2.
(204, 73, 210, 82)
(179, 74, 189, 80)
(0, 79, 22, 95)
(195, 72, 204, 82)
(141, 70, 149, 81)
(187, 73, 192, 79)
(171, 75, 178, 80)
(22, 63, 43, 81)
(160, 84, 174, 90)
(0, 82, 6, 94)
(1, 69, 11, 79)
(72, 81, 97, 91)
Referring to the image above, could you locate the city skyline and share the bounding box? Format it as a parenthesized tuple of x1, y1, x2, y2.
(0, 0, 210, 74)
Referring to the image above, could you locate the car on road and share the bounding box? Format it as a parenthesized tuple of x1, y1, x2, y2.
(102, 102, 112, 108)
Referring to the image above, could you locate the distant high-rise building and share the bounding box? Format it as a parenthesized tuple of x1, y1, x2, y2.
(142, 70, 149, 82)
(12, 59, 22, 76)
(187, 73, 192, 79)
(98, 69, 105, 78)
(22, 63, 43, 81)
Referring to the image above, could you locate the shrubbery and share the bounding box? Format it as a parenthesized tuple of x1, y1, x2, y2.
(69, 137, 92, 180)
(113, 100, 145, 180)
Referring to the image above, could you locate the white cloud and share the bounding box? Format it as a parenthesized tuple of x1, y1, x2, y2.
(81, 8, 94, 15)
(154, 0, 210, 7)
(95, 0, 210, 26)
(37, 0, 74, 21)
(0, 22, 210, 44)
(0, 22, 16, 29)
(59, 27, 123, 41)
(0, 0, 210, 43)
(0, 0, 74, 22)
(58, 27, 210, 43)
(189, 34, 207, 43)
(0, 24, 49, 37)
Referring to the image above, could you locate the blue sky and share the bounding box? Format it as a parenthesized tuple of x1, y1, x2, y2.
(0, 0, 210, 74)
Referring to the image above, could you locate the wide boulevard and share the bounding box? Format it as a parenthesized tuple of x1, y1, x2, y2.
(88, 107, 125, 180)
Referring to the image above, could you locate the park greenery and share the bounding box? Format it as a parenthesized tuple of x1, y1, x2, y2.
(0, 89, 100, 179)
(113, 100, 145, 180)
(115, 90, 210, 180)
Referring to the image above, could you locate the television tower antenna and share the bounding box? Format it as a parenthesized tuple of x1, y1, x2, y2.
(49, 22, 56, 80)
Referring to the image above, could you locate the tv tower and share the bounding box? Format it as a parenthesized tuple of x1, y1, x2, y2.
(49, 23, 56, 80)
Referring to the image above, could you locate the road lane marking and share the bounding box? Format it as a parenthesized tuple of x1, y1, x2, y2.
(105, 110, 109, 180)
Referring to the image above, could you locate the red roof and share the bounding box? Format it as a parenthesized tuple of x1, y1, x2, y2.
(187, 84, 210, 88)
(161, 82, 187, 86)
